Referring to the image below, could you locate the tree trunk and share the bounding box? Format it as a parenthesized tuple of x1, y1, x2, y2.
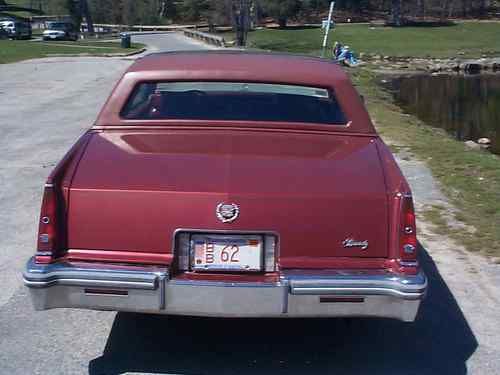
(440, 0, 451, 21)
(233, 0, 249, 47)
(81, 0, 94, 34)
(278, 17, 287, 28)
(391, 0, 402, 26)
(159, 1, 167, 17)
(416, 0, 425, 18)
(67, 0, 82, 30)
(479, 0, 488, 16)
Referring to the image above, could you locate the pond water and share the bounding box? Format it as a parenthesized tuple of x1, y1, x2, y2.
(382, 73, 500, 154)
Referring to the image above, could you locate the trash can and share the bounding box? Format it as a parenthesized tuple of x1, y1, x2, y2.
(120, 33, 131, 48)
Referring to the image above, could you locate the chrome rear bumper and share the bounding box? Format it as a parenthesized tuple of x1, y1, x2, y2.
(23, 257, 427, 322)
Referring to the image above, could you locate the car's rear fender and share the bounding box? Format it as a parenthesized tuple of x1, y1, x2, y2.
(34, 131, 95, 263)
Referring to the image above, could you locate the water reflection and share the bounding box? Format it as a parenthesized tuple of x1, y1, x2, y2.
(383, 73, 500, 154)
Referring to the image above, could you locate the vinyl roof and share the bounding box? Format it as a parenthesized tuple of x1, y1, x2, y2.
(126, 51, 348, 87)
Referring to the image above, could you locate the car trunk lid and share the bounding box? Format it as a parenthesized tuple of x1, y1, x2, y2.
(67, 129, 388, 265)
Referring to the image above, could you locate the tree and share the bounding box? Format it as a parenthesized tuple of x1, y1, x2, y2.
(478, 0, 489, 16)
(260, 0, 301, 28)
(206, 0, 232, 27)
(81, 0, 94, 33)
(440, 0, 453, 20)
(122, 0, 137, 25)
(415, 0, 425, 17)
(62, 0, 94, 33)
(159, 0, 178, 20)
(0, 0, 44, 16)
(391, 0, 402, 26)
(181, 0, 209, 21)
(89, 0, 112, 23)
(27, 0, 498, 28)
(232, 0, 251, 46)
(66, 0, 82, 28)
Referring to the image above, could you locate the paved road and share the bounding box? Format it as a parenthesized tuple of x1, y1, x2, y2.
(131, 31, 215, 52)
(0, 33, 499, 375)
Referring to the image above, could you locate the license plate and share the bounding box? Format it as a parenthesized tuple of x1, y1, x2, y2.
(191, 234, 263, 272)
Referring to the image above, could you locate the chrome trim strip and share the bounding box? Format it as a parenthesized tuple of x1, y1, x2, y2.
(168, 279, 281, 288)
(172, 228, 280, 238)
(399, 261, 419, 267)
(282, 279, 289, 313)
(23, 278, 155, 290)
(283, 269, 425, 281)
(158, 273, 167, 309)
(173, 228, 280, 242)
(286, 270, 427, 300)
(176, 232, 190, 271)
(23, 257, 168, 290)
(264, 234, 277, 272)
(290, 287, 424, 300)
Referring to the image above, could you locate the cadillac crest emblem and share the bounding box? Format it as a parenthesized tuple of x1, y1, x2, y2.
(216, 202, 240, 223)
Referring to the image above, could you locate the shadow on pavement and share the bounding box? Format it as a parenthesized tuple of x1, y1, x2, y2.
(89, 245, 477, 375)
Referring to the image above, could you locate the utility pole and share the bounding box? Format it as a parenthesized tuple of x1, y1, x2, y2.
(321, 1, 335, 58)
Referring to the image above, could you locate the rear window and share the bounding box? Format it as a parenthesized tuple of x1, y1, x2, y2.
(121, 82, 347, 125)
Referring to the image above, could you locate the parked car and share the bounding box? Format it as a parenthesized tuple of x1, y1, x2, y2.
(42, 21, 78, 41)
(0, 24, 8, 39)
(0, 20, 32, 39)
(23, 52, 427, 322)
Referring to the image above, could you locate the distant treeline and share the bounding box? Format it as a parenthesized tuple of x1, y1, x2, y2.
(21, 0, 500, 27)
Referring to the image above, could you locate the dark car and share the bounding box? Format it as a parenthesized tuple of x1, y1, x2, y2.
(43, 21, 78, 41)
(0, 24, 8, 39)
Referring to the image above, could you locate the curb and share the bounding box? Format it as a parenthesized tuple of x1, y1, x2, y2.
(182, 29, 226, 48)
(43, 47, 148, 59)
(105, 47, 148, 57)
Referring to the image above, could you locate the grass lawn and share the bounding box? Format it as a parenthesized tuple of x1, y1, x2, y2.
(0, 40, 145, 64)
(351, 70, 500, 259)
(247, 22, 500, 58)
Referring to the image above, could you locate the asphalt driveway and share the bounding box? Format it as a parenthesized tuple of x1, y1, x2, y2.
(131, 31, 214, 52)
(0, 32, 498, 375)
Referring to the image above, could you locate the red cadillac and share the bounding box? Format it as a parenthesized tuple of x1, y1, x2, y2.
(23, 52, 427, 321)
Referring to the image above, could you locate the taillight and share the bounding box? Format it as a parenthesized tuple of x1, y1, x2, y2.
(35, 184, 60, 264)
(399, 194, 418, 265)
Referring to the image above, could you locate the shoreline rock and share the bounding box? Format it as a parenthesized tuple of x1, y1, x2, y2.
(465, 140, 482, 151)
(363, 54, 500, 74)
